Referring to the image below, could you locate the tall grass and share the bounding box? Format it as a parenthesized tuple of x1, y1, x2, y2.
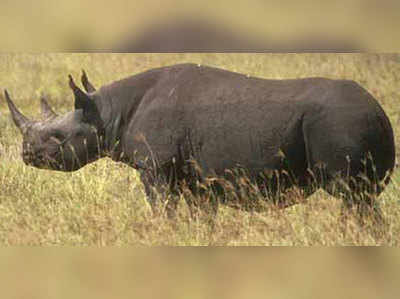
(0, 53, 399, 245)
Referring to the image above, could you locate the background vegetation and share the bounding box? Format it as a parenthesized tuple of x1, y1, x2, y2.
(0, 53, 399, 245)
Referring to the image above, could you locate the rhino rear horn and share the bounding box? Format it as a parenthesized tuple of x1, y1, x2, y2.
(3, 90, 31, 133)
(40, 97, 58, 119)
(81, 70, 96, 93)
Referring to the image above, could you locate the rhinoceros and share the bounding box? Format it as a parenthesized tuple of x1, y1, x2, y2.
(3, 63, 395, 219)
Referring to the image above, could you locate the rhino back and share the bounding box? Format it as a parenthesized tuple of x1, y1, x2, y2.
(123, 64, 332, 174)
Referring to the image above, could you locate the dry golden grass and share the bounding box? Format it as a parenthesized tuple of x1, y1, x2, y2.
(0, 53, 399, 245)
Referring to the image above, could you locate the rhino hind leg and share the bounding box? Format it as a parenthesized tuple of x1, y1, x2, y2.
(303, 132, 391, 225)
(310, 155, 387, 225)
(324, 173, 385, 224)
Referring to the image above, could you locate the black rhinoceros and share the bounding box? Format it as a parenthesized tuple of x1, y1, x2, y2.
(3, 63, 395, 219)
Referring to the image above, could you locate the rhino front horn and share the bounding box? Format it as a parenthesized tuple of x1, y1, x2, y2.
(4, 90, 31, 133)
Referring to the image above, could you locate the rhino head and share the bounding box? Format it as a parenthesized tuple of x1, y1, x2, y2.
(4, 72, 105, 172)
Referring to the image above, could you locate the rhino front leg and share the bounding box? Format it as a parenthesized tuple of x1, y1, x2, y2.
(139, 169, 179, 218)
(140, 169, 165, 215)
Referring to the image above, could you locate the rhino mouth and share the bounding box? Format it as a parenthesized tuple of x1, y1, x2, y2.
(23, 147, 94, 172)
(22, 150, 73, 171)
(26, 159, 77, 172)
(23, 155, 58, 170)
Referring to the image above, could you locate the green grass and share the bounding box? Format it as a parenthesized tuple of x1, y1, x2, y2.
(0, 53, 399, 245)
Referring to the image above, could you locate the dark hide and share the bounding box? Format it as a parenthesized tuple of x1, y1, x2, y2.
(4, 64, 396, 218)
(94, 64, 395, 216)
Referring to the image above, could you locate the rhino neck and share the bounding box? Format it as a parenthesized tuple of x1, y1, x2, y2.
(103, 112, 123, 160)
(96, 94, 124, 161)
(95, 69, 162, 161)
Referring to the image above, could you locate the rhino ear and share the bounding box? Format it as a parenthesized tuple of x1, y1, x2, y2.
(40, 97, 58, 119)
(69, 75, 99, 122)
(69, 74, 90, 110)
(4, 90, 31, 133)
(81, 70, 96, 93)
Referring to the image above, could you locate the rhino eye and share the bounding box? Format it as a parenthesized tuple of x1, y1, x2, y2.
(53, 132, 65, 139)
(50, 136, 62, 144)
(49, 132, 65, 143)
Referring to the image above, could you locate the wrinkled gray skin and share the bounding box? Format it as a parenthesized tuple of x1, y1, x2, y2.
(4, 64, 396, 219)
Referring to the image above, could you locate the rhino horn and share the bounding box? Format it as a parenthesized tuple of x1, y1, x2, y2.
(81, 69, 96, 93)
(4, 90, 31, 133)
(40, 97, 58, 119)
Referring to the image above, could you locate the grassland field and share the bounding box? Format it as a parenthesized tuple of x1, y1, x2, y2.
(0, 53, 399, 245)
